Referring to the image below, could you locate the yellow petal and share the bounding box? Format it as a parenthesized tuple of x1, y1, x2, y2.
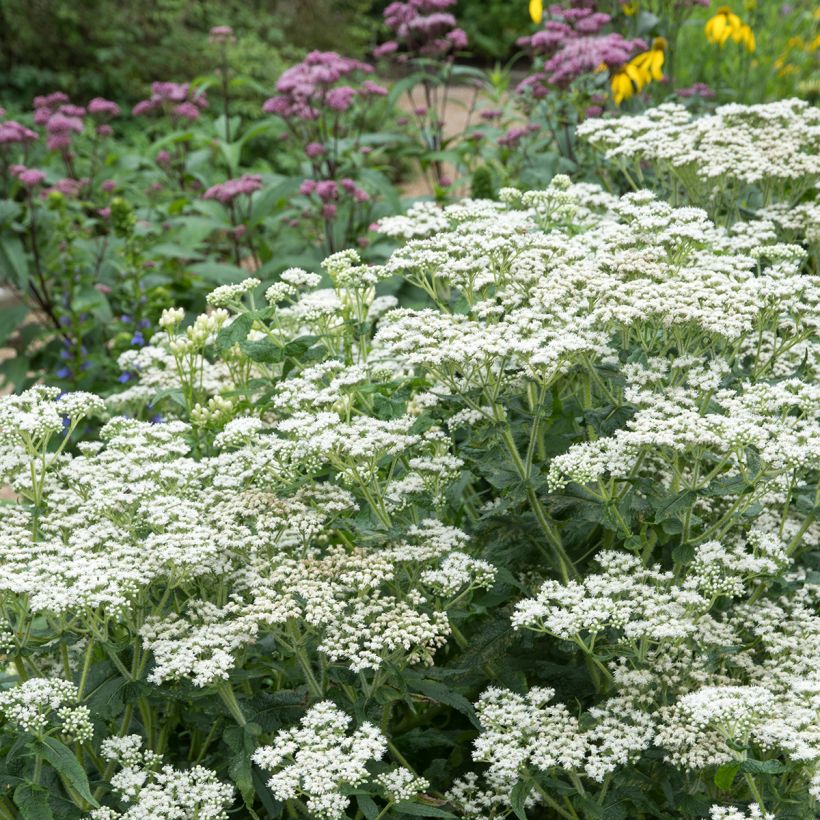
(649, 49, 664, 81)
(529, 0, 543, 24)
(611, 73, 633, 106)
(625, 61, 648, 90)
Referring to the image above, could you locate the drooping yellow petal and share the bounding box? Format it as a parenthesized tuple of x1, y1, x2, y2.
(529, 0, 543, 24)
(611, 71, 634, 106)
(647, 48, 665, 81)
(622, 1, 640, 15)
(740, 24, 756, 53)
(625, 60, 649, 91)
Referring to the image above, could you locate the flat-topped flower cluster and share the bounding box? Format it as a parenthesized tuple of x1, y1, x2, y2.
(0, 170, 817, 817)
(577, 98, 820, 232)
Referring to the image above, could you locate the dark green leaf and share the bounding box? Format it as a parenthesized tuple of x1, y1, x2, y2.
(740, 758, 786, 775)
(652, 490, 696, 523)
(406, 677, 479, 727)
(14, 782, 54, 820)
(38, 737, 98, 807)
(356, 793, 380, 819)
(509, 779, 533, 820)
(394, 801, 458, 818)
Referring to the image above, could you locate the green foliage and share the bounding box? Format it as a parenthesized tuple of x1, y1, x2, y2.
(0, 0, 381, 106)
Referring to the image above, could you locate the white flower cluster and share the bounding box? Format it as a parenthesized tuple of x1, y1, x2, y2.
(251, 701, 387, 819)
(577, 99, 819, 221)
(91, 734, 233, 819)
(513, 551, 705, 641)
(205, 277, 260, 307)
(0, 677, 93, 742)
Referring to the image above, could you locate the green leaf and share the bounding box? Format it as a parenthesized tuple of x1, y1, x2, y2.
(0, 304, 28, 345)
(394, 801, 458, 818)
(714, 762, 740, 790)
(0, 235, 29, 289)
(38, 737, 98, 807)
(190, 261, 248, 284)
(13, 783, 53, 820)
(225, 722, 262, 808)
(406, 676, 479, 727)
(671, 543, 695, 564)
(239, 339, 284, 363)
(216, 313, 253, 352)
(356, 793, 380, 819)
(509, 779, 533, 820)
(652, 490, 696, 523)
(740, 758, 786, 775)
(151, 243, 205, 260)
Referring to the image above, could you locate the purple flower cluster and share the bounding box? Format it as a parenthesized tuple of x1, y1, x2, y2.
(0, 119, 38, 145)
(209, 25, 236, 45)
(132, 82, 209, 121)
(299, 177, 370, 219)
(498, 124, 542, 148)
(262, 51, 379, 120)
(377, 0, 467, 60)
(677, 82, 716, 99)
(518, 5, 644, 92)
(203, 174, 263, 205)
(33, 93, 86, 151)
(87, 97, 121, 118)
(9, 164, 46, 188)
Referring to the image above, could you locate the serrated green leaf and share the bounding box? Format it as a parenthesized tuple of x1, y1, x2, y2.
(653, 490, 696, 523)
(14, 782, 53, 820)
(509, 779, 533, 820)
(740, 758, 786, 775)
(38, 737, 98, 807)
(216, 313, 253, 352)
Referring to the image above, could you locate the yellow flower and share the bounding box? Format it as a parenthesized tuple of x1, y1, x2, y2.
(622, 1, 640, 15)
(631, 37, 667, 83)
(529, 0, 543, 24)
(611, 69, 635, 106)
(705, 7, 742, 46)
(705, 7, 755, 53)
(733, 22, 755, 53)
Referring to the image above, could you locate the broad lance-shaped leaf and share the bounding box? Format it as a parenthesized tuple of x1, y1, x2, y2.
(37, 737, 99, 807)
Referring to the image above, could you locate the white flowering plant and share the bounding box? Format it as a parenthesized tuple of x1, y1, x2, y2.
(0, 169, 818, 819)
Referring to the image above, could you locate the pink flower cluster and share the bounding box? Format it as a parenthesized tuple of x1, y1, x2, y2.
(677, 82, 716, 99)
(262, 51, 381, 120)
(209, 25, 236, 45)
(498, 124, 542, 148)
(299, 177, 369, 219)
(203, 174, 263, 205)
(376, 0, 467, 60)
(33, 93, 86, 151)
(517, 5, 644, 92)
(9, 164, 46, 188)
(132, 82, 209, 121)
(87, 97, 121, 118)
(0, 119, 38, 145)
